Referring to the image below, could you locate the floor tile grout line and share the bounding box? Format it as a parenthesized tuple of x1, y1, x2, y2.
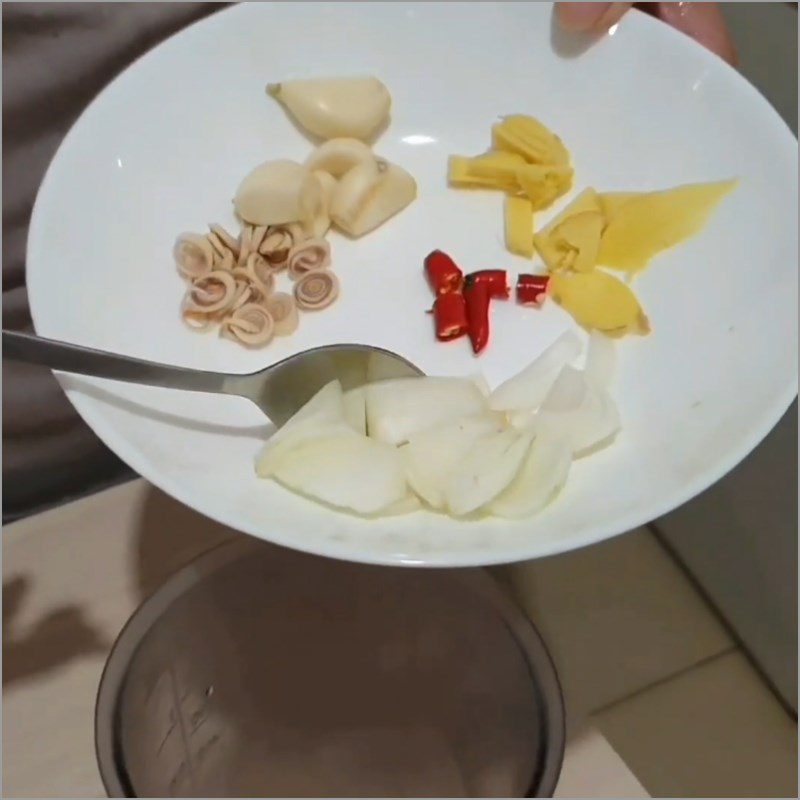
(648, 522, 798, 720)
(589, 647, 738, 717)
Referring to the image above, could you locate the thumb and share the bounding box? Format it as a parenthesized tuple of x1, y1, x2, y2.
(555, 3, 633, 32)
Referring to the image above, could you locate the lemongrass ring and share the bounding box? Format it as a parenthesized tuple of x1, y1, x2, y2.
(209, 223, 240, 258)
(259, 228, 293, 270)
(250, 225, 268, 253)
(187, 270, 237, 314)
(238, 225, 253, 266)
(216, 248, 235, 271)
(246, 252, 276, 288)
(174, 233, 214, 280)
(287, 237, 331, 280)
(294, 269, 339, 311)
(180, 295, 214, 331)
(222, 303, 275, 346)
(266, 292, 299, 336)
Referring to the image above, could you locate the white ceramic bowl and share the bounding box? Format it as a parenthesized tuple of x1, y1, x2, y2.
(27, 2, 797, 566)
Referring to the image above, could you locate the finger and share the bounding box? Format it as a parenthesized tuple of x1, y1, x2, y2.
(656, 2, 738, 65)
(556, 2, 633, 32)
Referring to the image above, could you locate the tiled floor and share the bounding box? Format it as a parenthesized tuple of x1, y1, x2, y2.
(496, 528, 798, 798)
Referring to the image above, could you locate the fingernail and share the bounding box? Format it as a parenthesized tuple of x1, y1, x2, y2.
(556, 2, 613, 31)
(658, 2, 738, 65)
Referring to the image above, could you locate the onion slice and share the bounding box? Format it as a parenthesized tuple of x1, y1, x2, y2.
(490, 330, 582, 413)
(256, 380, 352, 477)
(365, 377, 488, 446)
(271, 434, 407, 515)
(402, 415, 504, 509)
(444, 428, 535, 516)
(536, 366, 620, 456)
(488, 434, 572, 518)
(584, 331, 616, 390)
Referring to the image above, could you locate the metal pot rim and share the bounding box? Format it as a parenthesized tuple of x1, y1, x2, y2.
(95, 539, 565, 798)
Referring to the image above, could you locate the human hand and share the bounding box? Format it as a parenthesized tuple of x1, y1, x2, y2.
(555, 2, 738, 65)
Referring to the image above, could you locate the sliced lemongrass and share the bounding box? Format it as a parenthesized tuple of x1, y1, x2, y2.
(221, 303, 275, 346)
(174, 232, 214, 280)
(294, 269, 339, 311)
(186, 270, 236, 314)
(180, 297, 214, 331)
(216, 248, 235, 272)
(208, 223, 240, 257)
(259, 227, 293, 270)
(287, 237, 331, 280)
(266, 292, 299, 336)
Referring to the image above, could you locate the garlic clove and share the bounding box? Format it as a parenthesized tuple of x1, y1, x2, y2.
(335, 162, 417, 238)
(305, 170, 337, 238)
(266, 77, 391, 142)
(330, 158, 384, 233)
(234, 159, 323, 226)
(304, 138, 375, 177)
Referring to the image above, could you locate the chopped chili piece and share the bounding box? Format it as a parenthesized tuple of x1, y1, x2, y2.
(424, 250, 463, 295)
(467, 269, 509, 299)
(517, 274, 550, 306)
(463, 274, 491, 355)
(432, 292, 468, 341)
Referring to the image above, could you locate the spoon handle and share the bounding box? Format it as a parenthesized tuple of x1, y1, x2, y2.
(3, 330, 233, 394)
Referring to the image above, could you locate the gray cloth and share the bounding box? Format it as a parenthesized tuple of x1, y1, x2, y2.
(2, 2, 225, 519)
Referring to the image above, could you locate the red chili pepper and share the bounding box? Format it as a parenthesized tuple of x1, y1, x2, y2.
(432, 292, 468, 341)
(463, 275, 491, 355)
(467, 269, 509, 299)
(424, 250, 463, 295)
(516, 274, 550, 306)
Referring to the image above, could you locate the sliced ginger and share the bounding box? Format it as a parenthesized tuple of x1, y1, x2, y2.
(533, 188, 603, 273)
(447, 114, 572, 256)
(597, 191, 642, 224)
(597, 179, 737, 273)
(493, 115, 571, 166)
(516, 164, 573, 210)
(549, 270, 650, 337)
(448, 155, 519, 191)
(505, 196, 534, 257)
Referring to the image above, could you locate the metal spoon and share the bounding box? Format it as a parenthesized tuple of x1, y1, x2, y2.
(2, 330, 422, 426)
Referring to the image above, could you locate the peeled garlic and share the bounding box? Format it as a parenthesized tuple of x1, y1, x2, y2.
(234, 159, 323, 226)
(330, 157, 383, 233)
(332, 161, 417, 238)
(305, 170, 337, 238)
(305, 138, 375, 177)
(267, 76, 391, 141)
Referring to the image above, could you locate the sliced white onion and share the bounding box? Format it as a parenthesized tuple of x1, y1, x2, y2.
(536, 366, 620, 456)
(271, 434, 407, 515)
(488, 434, 572, 518)
(342, 386, 367, 435)
(444, 428, 535, 517)
(489, 330, 583, 413)
(584, 332, 616, 390)
(380, 493, 422, 516)
(365, 377, 488, 446)
(402, 415, 504, 509)
(256, 380, 350, 477)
